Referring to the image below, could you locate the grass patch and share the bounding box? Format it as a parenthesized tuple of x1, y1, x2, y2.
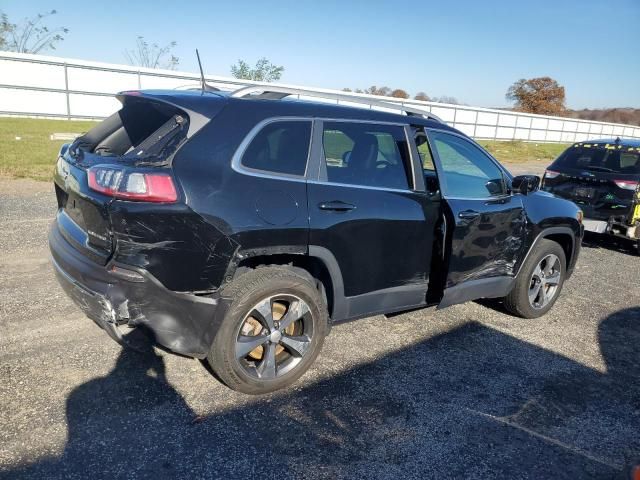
(478, 140, 568, 164)
(0, 117, 97, 181)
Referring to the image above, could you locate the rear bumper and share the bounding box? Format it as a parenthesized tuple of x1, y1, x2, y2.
(583, 217, 639, 241)
(49, 220, 230, 358)
(582, 219, 608, 234)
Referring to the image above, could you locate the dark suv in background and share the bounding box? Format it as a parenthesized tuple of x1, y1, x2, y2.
(542, 138, 640, 252)
(49, 86, 583, 394)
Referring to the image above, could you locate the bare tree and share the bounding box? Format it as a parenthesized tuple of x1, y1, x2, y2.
(0, 12, 8, 50)
(124, 36, 179, 70)
(363, 86, 391, 96)
(344, 86, 415, 98)
(0, 10, 69, 54)
(231, 58, 284, 82)
(414, 92, 430, 102)
(431, 95, 460, 105)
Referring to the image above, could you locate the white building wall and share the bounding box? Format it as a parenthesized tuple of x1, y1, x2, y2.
(1, 51, 639, 142)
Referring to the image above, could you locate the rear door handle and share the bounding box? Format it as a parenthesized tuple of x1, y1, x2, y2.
(318, 201, 356, 212)
(458, 210, 480, 220)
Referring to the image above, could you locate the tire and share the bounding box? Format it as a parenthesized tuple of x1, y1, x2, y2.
(207, 266, 328, 394)
(503, 239, 567, 319)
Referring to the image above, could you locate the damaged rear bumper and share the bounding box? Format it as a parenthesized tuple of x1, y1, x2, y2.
(49, 221, 230, 358)
(583, 217, 640, 241)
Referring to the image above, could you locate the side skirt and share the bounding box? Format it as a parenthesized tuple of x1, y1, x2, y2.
(438, 276, 514, 309)
(343, 283, 429, 321)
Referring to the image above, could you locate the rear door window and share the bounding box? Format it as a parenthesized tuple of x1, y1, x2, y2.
(241, 120, 312, 176)
(321, 122, 412, 190)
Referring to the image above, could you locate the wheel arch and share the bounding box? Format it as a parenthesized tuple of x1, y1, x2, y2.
(235, 246, 346, 321)
(516, 226, 576, 279)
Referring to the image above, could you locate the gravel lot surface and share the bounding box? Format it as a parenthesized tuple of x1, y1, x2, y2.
(0, 173, 639, 480)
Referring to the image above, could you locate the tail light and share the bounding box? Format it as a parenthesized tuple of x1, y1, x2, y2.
(613, 180, 639, 191)
(88, 165, 177, 202)
(544, 169, 561, 179)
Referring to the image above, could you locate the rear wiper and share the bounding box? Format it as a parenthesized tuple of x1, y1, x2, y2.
(585, 166, 613, 173)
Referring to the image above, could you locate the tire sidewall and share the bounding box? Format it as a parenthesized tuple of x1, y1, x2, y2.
(211, 270, 327, 394)
(513, 239, 567, 318)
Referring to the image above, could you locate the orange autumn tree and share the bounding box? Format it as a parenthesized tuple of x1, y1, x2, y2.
(506, 77, 566, 115)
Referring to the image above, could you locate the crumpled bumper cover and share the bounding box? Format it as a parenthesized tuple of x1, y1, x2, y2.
(49, 221, 230, 358)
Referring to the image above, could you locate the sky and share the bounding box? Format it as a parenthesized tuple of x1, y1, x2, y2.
(3, 0, 639, 109)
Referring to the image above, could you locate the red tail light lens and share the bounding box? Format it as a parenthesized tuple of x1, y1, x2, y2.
(613, 179, 638, 191)
(544, 169, 561, 179)
(88, 166, 177, 202)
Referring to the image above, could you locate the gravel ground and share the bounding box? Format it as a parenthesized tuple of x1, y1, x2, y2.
(0, 174, 639, 480)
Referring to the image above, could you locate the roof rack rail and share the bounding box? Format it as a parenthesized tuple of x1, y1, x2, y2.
(229, 85, 444, 123)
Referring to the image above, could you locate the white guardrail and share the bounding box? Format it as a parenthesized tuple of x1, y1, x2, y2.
(1, 51, 639, 143)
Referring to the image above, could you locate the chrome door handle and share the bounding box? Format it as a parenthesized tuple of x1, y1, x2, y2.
(318, 201, 356, 212)
(458, 210, 480, 220)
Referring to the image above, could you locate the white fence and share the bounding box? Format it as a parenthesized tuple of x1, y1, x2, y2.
(2, 51, 639, 143)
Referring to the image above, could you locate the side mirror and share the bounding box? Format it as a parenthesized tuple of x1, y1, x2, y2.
(342, 151, 352, 164)
(511, 175, 540, 195)
(485, 179, 504, 196)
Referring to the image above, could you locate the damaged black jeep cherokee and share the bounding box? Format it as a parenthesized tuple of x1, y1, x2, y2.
(49, 86, 583, 394)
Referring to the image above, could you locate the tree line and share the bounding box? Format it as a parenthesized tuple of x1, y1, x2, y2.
(341, 86, 460, 104)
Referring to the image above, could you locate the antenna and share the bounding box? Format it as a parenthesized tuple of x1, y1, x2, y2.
(195, 49, 219, 93)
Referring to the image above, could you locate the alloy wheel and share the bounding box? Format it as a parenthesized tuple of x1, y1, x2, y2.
(528, 253, 561, 309)
(235, 295, 313, 380)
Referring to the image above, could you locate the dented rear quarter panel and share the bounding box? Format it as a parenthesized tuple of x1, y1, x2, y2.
(109, 101, 312, 294)
(108, 202, 239, 292)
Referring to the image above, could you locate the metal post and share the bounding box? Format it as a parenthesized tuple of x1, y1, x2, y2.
(472, 111, 478, 138)
(63, 63, 71, 120)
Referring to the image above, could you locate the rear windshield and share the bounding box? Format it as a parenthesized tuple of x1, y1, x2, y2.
(73, 97, 188, 162)
(555, 143, 640, 175)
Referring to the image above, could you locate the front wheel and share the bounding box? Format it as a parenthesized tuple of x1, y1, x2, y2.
(503, 239, 566, 318)
(207, 266, 328, 394)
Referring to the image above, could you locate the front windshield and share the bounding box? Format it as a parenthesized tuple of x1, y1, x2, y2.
(556, 143, 640, 175)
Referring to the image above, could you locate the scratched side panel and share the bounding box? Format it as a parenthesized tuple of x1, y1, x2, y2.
(444, 196, 526, 287)
(168, 103, 309, 292)
(108, 203, 238, 292)
(518, 190, 583, 273)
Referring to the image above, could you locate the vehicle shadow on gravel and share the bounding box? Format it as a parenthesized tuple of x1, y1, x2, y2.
(6, 308, 639, 479)
(582, 231, 638, 256)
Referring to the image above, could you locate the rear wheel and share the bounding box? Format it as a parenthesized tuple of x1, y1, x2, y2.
(503, 239, 566, 318)
(207, 266, 328, 394)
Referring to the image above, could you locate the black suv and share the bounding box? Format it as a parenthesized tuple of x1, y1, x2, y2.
(49, 86, 583, 393)
(542, 138, 640, 252)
